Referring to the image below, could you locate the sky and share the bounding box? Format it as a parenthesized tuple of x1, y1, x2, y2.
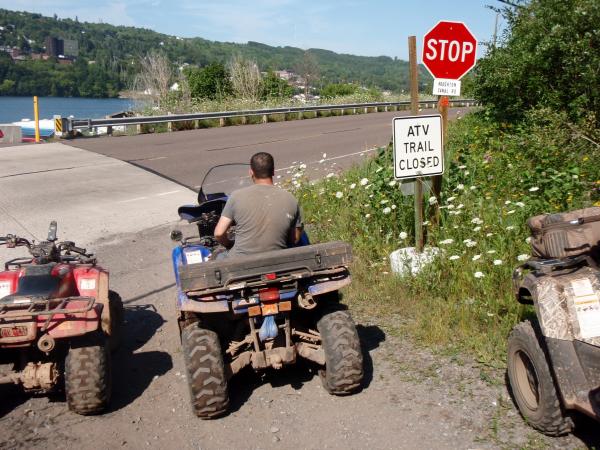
(0, 0, 503, 60)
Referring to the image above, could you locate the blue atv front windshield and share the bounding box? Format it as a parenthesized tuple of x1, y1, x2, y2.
(199, 164, 253, 203)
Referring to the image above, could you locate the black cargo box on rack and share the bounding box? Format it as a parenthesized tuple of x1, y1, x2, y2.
(179, 241, 352, 293)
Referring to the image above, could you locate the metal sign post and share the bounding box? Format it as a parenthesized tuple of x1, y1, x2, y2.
(432, 96, 449, 220)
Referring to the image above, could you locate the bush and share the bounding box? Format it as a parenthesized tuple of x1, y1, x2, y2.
(185, 63, 232, 100)
(474, 0, 600, 126)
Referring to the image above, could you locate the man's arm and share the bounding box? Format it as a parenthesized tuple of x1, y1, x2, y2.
(214, 216, 234, 248)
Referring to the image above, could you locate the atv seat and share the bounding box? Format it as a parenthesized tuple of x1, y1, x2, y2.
(2, 264, 60, 302)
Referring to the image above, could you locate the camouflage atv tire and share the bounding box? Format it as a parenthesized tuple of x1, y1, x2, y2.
(181, 323, 229, 419)
(507, 321, 573, 436)
(65, 332, 112, 415)
(317, 310, 363, 395)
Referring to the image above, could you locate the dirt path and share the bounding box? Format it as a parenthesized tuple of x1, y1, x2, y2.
(1, 224, 596, 450)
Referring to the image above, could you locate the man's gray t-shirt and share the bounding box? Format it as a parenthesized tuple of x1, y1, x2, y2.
(221, 184, 302, 257)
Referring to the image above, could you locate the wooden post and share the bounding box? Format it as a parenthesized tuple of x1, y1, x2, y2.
(409, 35, 424, 253)
(33, 96, 40, 143)
(167, 112, 173, 132)
(241, 116, 247, 125)
(136, 124, 142, 134)
(219, 117, 225, 127)
(262, 114, 268, 123)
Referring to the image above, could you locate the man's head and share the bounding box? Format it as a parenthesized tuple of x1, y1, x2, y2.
(250, 152, 275, 180)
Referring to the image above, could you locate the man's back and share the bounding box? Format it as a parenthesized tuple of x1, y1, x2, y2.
(221, 184, 301, 257)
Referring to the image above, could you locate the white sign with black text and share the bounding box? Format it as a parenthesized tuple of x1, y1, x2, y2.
(393, 114, 444, 180)
(433, 78, 461, 96)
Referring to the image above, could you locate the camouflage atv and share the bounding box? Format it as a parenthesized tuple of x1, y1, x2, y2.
(509, 207, 600, 435)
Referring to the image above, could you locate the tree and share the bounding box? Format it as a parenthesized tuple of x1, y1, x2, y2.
(296, 50, 320, 96)
(228, 54, 262, 101)
(186, 63, 232, 100)
(474, 0, 600, 126)
(133, 51, 173, 106)
(320, 83, 358, 98)
(261, 72, 293, 99)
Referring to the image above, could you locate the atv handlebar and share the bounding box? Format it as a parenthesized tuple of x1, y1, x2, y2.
(0, 234, 32, 249)
(0, 234, 95, 265)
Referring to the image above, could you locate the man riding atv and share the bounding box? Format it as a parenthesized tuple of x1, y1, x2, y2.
(214, 152, 303, 256)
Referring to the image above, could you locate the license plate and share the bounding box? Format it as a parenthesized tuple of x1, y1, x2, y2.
(0, 326, 28, 338)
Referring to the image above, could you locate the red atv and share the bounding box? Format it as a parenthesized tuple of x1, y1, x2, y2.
(0, 221, 123, 415)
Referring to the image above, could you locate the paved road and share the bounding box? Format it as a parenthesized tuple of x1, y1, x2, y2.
(67, 107, 468, 189)
(0, 142, 195, 262)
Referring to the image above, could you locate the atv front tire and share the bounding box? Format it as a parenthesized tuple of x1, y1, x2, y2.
(317, 310, 363, 395)
(507, 321, 573, 436)
(65, 332, 111, 415)
(181, 323, 229, 418)
(108, 290, 124, 352)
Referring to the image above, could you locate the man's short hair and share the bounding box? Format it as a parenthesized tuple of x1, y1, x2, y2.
(250, 152, 275, 178)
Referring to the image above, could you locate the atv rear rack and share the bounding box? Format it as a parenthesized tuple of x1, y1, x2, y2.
(179, 241, 353, 294)
(0, 296, 96, 320)
(186, 266, 349, 297)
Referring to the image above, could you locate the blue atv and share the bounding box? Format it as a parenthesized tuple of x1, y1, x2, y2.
(170, 164, 363, 418)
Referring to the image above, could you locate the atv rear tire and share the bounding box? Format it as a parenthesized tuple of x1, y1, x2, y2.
(65, 332, 111, 415)
(507, 321, 573, 436)
(181, 323, 229, 419)
(317, 310, 363, 395)
(108, 290, 124, 352)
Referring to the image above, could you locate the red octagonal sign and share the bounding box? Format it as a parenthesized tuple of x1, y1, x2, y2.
(422, 21, 477, 80)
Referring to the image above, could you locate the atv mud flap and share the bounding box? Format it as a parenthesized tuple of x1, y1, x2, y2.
(546, 337, 600, 419)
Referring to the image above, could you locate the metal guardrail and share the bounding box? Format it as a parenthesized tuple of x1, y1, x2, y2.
(58, 99, 479, 136)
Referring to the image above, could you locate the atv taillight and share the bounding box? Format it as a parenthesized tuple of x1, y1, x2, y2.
(262, 273, 277, 281)
(259, 287, 279, 302)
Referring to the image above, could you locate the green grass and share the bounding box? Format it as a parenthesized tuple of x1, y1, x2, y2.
(293, 109, 599, 365)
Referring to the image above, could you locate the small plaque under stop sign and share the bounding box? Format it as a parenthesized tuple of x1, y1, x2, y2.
(393, 114, 444, 180)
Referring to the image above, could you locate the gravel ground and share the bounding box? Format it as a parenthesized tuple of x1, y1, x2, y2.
(0, 224, 597, 450)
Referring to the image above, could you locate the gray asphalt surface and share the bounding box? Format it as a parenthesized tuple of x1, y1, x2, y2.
(66, 107, 468, 189)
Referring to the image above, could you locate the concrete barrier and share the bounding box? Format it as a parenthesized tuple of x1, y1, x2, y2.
(0, 125, 22, 144)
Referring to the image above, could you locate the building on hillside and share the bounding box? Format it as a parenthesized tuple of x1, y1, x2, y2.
(45, 36, 79, 59)
(45, 37, 63, 57)
(274, 70, 294, 81)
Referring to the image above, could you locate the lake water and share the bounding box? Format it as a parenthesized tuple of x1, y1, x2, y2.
(0, 96, 139, 124)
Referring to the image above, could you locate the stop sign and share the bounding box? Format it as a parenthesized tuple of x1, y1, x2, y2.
(422, 21, 477, 80)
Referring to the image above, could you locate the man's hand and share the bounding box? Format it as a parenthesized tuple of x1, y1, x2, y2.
(289, 226, 303, 246)
(214, 216, 234, 249)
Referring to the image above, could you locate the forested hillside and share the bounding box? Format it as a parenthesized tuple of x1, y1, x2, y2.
(0, 8, 428, 98)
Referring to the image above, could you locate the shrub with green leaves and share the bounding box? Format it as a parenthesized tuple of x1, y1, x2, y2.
(292, 109, 598, 364)
(474, 0, 600, 127)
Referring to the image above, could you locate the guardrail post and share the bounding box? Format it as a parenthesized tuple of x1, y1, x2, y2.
(297, 111, 303, 120)
(194, 119, 199, 129)
(364, 107, 368, 114)
(219, 117, 225, 127)
(262, 114, 268, 124)
(167, 112, 173, 132)
(136, 124, 142, 134)
(353, 108, 357, 114)
(339, 108, 344, 116)
(241, 116, 247, 125)
(105, 115, 113, 136)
